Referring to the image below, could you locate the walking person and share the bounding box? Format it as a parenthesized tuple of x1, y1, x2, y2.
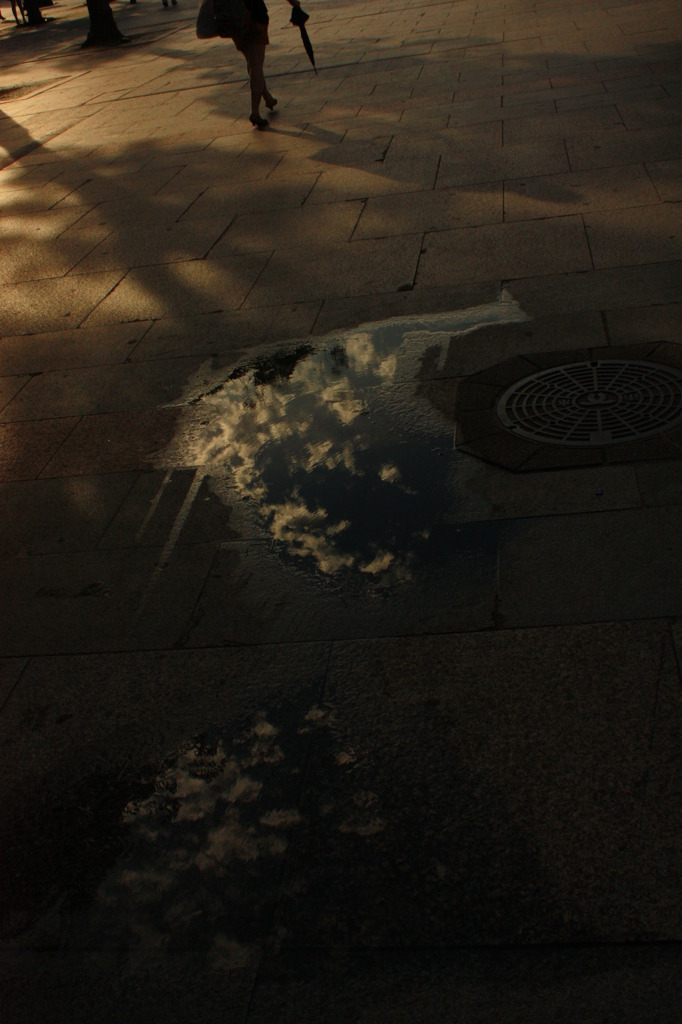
(9, 0, 28, 25)
(232, 0, 301, 128)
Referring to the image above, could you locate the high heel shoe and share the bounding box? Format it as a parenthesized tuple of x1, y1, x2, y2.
(264, 96, 278, 111)
(249, 113, 269, 129)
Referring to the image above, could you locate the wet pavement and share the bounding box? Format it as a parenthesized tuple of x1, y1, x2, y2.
(1, 0, 682, 1020)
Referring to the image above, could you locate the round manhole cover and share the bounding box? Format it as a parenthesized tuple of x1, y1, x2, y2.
(496, 359, 682, 447)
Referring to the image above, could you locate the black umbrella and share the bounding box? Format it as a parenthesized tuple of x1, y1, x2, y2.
(291, 5, 317, 74)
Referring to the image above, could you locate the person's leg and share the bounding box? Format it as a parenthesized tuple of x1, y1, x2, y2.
(247, 41, 267, 122)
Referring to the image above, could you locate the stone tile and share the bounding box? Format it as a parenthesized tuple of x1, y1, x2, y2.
(506, 261, 682, 318)
(584, 202, 682, 269)
(498, 95, 558, 119)
(312, 282, 501, 337)
(0, 272, 125, 336)
(504, 164, 659, 221)
(441, 310, 607, 376)
(445, 96, 507, 127)
(635, 460, 682, 507)
(39, 408, 196, 478)
(0, 474, 135, 557)
(0, 322, 150, 375)
(71, 219, 229, 274)
(0, 208, 90, 246)
(0, 658, 27, 708)
(444, 454, 641, 523)
(418, 216, 592, 288)
(502, 106, 624, 145)
(250, 946, 682, 1024)
(275, 621, 681, 946)
(647, 157, 682, 202)
(67, 194, 198, 234)
(243, 236, 423, 308)
(210, 201, 364, 257)
(616, 96, 682, 131)
(82, 254, 270, 325)
(0, 228, 111, 286)
(51, 165, 187, 206)
(178, 176, 319, 223)
(0, 418, 79, 483)
(129, 304, 321, 362)
(0, 182, 80, 214)
(267, 136, 395, 178)
(1, 952, 257, 1024)
(304, 161, 438, 204)
(497, 506, 682, 627)
(605, 302, 682, 345)
(566, 125, 682, 172)
(0, 357, 216, 421)
(0, 541, 216, 656)
(673, 619, 682, 667)
(436, 137, 570, 188)
(99, 468, 267, 548)
(0, 376, 29, 415)
(354, 183, 502, 239)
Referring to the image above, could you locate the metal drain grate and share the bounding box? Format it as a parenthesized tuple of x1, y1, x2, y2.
(496, 359, 682, 447)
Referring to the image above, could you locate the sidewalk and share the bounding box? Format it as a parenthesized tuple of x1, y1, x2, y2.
(1, 1, 682, 1020)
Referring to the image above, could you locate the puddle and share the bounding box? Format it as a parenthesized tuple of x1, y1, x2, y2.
(8, 697, 338, 960)
(164, 292, 529, 584)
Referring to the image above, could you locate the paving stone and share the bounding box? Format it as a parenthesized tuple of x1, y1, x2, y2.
(605, 301, 682, 345)
(0, 272, 125, 336)
(506, 260, 682, 317)
(1, 952, 257, 1024)
(274, 621, 682, 946)
(40, 408, 196, 478)
(82, 254, 270, 325)
(0, 375, 29, 415)
(584, 200, 682, 268)
(0, 322, 149, 376)
(497, 505, 682, 626)
(128, 304, 321, 362)
(437, 137, 570, 188)
(354, 182, 502, 238)
(210, 200, 364, 256)
(566, 124, 682, 171)
(249, 946, 682, 1024)
(418, 216, 592, 288)
(502, 105, 624, 144)
(243, 236, 423, 308)
(0, 658, 27, 708)
(647, 157, 682, 201)
(0, 357, 219, 421)
(0, 418, 80, 483)
(0, 541, 216, 657)
(504, 164, 659, 221)
(635, 460, 682, 506)
(71, 219, 230, 274)
(0, 473, 136, 557)
(312, 282, 501, 336)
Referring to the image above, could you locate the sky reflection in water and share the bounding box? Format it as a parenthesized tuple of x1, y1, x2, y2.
(174, 293, 529, 581)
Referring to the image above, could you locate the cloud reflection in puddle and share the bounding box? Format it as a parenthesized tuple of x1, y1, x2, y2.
(162, 292, 529, 583)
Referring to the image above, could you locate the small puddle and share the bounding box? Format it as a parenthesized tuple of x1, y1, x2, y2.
(167, 292, 529, 584)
